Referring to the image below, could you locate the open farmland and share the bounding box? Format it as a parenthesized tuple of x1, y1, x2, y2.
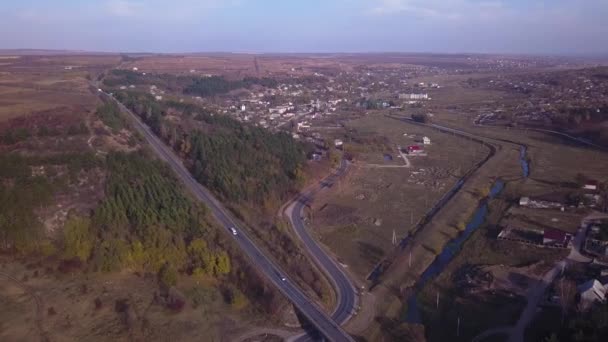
(361, 75, 608, 341)
(0, 55, 119, 122)
(310, 112, 489, 281)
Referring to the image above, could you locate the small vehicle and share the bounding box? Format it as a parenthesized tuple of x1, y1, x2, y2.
(230, 227, 238, 236)
(274, 270, 286, 281)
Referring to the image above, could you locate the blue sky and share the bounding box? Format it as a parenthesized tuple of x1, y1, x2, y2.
(1, 0, 607, 54)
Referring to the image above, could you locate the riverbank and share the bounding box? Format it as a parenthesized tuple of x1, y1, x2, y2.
(407, 180, 505, 323)
(358, 117, 524, 341)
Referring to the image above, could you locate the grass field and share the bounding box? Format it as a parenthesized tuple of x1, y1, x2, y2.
(309, 113, 490, 283)
(0, 59, 99, 122)
(0, 258, 283, 342)
(415, 191, 568, 342)
(362, 75, 608, 342)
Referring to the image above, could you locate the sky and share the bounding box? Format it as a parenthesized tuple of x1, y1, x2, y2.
(1, 0, 607, 55)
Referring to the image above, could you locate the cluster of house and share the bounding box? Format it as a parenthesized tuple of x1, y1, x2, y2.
(496, 180, 608, 311)
(583, 218, 608, 260)
(236, 94, 347, 129)
(477, 68, 608, 127)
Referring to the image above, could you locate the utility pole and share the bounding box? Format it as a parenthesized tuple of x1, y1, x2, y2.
(409, 250, 412, 267)
(392, 229, 397, 246)
(436, 292, 440, 309)
(457, 316, 461, 337)
(308, 205, 313, 224)
(561, 276, 565, 323)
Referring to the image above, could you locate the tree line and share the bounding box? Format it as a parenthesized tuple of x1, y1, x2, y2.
(0, 151, 232, 280)
(114, 90, 311, 206)
(104, 70, 278, 97)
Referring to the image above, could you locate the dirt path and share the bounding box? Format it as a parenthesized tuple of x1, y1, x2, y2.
(507, 260, 566, 342)
(475, 215, 594, 342)
(363, 145, 412, 169)
(396, 145, 412, 167)
(0, 272, 49, 342)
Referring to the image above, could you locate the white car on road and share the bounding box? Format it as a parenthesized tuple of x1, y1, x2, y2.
(230, 227, 238, 236)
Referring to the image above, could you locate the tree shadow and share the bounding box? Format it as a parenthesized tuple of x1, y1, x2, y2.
(358, 241, 384, 265)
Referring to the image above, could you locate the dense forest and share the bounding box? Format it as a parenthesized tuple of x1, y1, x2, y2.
(184, 76, 278, 97)
(188, 115, 308, 203)
(0, 151, 230, 278)
(104, 70, 277, 97)
(0, 153, 100, 252)
(114, 91, 311, 206)
(109, 92, 328, 301)
(0, 149, 286, 314)
(96, 102, 126, 132)
(87, 152, 228, 275)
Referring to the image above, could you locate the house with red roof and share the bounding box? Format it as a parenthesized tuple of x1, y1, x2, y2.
(543, 228, 572, 248)
(406, 145, 424, 155)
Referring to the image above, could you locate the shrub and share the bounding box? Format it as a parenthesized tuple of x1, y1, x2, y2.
(159, 262, 178, 288)
(411, 113, 429, 123)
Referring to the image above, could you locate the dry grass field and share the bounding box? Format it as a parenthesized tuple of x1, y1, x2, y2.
(0, 55, 119, 122)
(309, 112, 489, 281)
(117, 53, 485, 79)
(0, 258, 282, 342)
(0, 55, 289, 342)
(120, 54, 358, 78)
(365, 77, 608, 342)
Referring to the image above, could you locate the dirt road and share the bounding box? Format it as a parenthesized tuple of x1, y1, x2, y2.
(0, 272, 49, 342)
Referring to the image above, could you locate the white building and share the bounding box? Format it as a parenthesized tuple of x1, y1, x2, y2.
(399, 93, 429, 100)
(132, 67, 139, 71)
(578, 279, 607, 310)
(583, 181, 599, 191)
(334, 139, 344, 148)
(423, 136, 431, 145)
(297, 122, 310, 132)
(241, 105, 246, 112)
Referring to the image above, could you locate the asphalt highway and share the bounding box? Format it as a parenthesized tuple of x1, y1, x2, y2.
(99, 91, 354, 342)
(286, 159, 359, 341)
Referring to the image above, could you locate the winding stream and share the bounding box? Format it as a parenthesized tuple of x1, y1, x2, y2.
(406, 144, 531, 322)
(406, 180, 505, 323)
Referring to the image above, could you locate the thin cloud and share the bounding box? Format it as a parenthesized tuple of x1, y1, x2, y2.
(106, 0, 144, 17)
(368, 0, 503, 20)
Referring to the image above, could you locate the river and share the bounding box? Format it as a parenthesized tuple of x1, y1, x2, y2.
(406, 143, 531, 322)
(406, 179, 505, 323)
(520, 146, 530, 178)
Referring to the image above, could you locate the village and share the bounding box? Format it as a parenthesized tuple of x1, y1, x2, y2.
(95, 54, 608, 341)
(470, 67, 608, 139)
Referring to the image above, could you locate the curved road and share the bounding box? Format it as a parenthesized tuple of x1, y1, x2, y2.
(285, 159, 359, 341)
(0, 272, 48, 342)
(97, 89, 353, 342)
